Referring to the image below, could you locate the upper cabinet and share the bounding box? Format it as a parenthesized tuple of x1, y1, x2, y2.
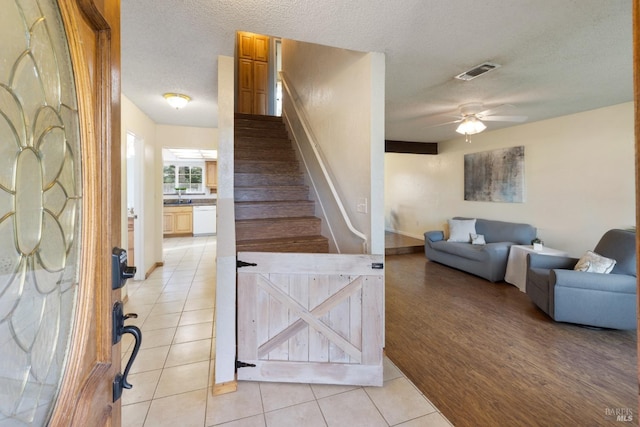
(206, 161, 217, 189)
(237, 31, 270, 115)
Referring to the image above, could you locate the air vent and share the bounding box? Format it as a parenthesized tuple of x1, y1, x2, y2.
(455, 62, 501, 81)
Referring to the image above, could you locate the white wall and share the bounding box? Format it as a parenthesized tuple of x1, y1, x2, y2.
(214, 55, 236, 385)
(281, 39, 385, 254)
(385, 102, 635, 256)
(157, 125, 218, 150)
(121, 95, 161, 276)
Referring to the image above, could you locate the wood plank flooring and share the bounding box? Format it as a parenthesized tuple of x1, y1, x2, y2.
(385, 253, 637, 427)
(385, 231, 424, 255)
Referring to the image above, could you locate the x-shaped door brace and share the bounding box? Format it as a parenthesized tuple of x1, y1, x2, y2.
(255, 274, 364, 362)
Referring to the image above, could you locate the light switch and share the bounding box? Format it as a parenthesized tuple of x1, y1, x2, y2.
(356, 197, 368, 214)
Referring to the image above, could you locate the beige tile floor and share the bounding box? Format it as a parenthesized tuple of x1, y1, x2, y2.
(121, 236, 453, 427)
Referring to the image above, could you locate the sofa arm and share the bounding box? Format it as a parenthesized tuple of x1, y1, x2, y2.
(551, 269, 637, 294)
(424, 230, 444, 243)
(527, 253, 578, 270)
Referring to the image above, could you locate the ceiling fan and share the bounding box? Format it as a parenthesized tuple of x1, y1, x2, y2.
(428, 102, 527, 142)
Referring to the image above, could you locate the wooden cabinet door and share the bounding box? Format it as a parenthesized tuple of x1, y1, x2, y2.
(238, 32, 254, 60)
(164, 212, 175, 234)
(206, 161, 218, 188)
(238, 59, 254, 114)
(254, 34, 269, 61)
(175, 210, 193, 233)
(253, 61, 269, 115)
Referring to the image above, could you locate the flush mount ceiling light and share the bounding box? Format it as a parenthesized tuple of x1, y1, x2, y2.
(163, 93, 191, 109)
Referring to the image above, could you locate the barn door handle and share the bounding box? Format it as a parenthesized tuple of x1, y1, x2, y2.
(112, 301, 142, 401)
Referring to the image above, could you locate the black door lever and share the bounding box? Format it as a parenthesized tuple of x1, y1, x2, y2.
(113, 301, 142, 401)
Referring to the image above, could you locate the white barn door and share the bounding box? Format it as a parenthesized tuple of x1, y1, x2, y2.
(237, 252, 384, 386)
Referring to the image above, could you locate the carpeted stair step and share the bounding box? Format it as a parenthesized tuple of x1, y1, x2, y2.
(235, 200, 316, 220)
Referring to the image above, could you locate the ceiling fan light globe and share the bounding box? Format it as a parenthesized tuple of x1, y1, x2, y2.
(455, 116, 486, 135)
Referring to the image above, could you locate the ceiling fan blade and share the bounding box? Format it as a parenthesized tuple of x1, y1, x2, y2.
(481, 115, 528, 123)
(423, 118, 463, 129)
(477, 103, 516, 117)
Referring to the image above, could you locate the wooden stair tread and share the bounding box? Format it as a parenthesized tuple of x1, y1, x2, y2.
(236, 216, 319, 224)
(235, 200, 314, 206)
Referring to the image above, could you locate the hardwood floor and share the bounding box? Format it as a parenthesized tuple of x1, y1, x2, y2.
(385, 253, 636, 427)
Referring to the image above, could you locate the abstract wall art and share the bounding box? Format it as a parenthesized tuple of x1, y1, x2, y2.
(464, 146, 525, 203)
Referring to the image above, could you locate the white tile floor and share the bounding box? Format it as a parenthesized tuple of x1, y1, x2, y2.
(121, 236, 453, 427)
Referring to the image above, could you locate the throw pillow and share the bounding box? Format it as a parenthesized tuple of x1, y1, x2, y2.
(574, 250, 617, 274)
(471, 233, 486, 245)
(447, 219, 476, 243)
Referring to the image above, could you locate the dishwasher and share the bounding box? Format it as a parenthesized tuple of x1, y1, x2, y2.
(192, 205, 216, 236)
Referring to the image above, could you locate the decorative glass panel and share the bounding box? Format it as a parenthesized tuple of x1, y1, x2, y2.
(0, 0, 81, 425)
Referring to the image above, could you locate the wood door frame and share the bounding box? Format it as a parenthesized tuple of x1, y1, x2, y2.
(48, 0, 122, 425)
(634, 0, 640, 414)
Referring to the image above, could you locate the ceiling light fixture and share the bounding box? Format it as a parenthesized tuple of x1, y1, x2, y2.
(163, 93, 191, 109)
(456, 116, 487, 142)
(456, 116, 486, 136)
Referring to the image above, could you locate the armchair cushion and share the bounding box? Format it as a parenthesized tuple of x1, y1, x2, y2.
(574, 250, 616, 274)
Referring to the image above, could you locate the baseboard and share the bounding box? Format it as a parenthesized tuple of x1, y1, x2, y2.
(145, 262, 163, 279)
(385, 228, 425, 241)
(212, 379, 238, 396)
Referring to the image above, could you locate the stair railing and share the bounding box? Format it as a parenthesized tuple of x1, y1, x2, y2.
(280, 72, 368, 253)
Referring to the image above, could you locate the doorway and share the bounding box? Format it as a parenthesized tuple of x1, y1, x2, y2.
(127, 131, 145, 280)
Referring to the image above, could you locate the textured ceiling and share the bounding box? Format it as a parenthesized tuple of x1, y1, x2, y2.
(121, 0, 633, 143)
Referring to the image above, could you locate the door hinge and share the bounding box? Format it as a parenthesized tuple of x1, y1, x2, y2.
(236, 360, 256, 369)
(371, 262, 384, 269)
(237, 259, 257, 268)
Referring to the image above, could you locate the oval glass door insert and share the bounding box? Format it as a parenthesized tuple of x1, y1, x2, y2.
(0, 0, 82, 424)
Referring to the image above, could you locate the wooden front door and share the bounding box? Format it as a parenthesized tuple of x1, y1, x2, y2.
(0, 0, 122, 425)
(237, 252, 384, 386)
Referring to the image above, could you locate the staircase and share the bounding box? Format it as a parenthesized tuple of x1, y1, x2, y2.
(234, 113, 329, 253)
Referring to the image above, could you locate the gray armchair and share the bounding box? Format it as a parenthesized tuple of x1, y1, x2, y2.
(526, 229, 637, 330)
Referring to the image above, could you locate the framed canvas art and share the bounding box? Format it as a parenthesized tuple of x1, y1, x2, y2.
(464, 146, 525, 202)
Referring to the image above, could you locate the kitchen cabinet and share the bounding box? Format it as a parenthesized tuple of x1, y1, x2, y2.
(206, 161, 217, 189)
(164, 206, 193, 236)
(237, 31, 269, 115)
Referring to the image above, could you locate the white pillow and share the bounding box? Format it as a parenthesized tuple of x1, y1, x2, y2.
(471, 233, 486, 245)
(447, 219, 476, 243)
(574, 250, 616, 274)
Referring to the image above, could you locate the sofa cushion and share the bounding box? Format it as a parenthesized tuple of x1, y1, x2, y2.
(574, 250, 616, 274)
(471, 233, 486, 245)
(431, 240, 489, 262)
(447, 218, 476, 242)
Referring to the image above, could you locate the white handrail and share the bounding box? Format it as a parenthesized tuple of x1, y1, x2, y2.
(280, 72, 368, 253)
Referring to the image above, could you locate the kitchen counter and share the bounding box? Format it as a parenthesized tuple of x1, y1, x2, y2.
(163, 198, 216, 206)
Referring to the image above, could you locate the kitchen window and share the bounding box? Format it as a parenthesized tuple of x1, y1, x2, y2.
(163, 163, 204, 194)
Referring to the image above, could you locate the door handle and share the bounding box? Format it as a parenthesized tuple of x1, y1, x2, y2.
(112, 301, 142, 401)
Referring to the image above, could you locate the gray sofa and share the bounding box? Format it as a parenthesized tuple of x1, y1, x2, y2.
(526, 229, 637, 329)
(424, 217, 537, 282)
